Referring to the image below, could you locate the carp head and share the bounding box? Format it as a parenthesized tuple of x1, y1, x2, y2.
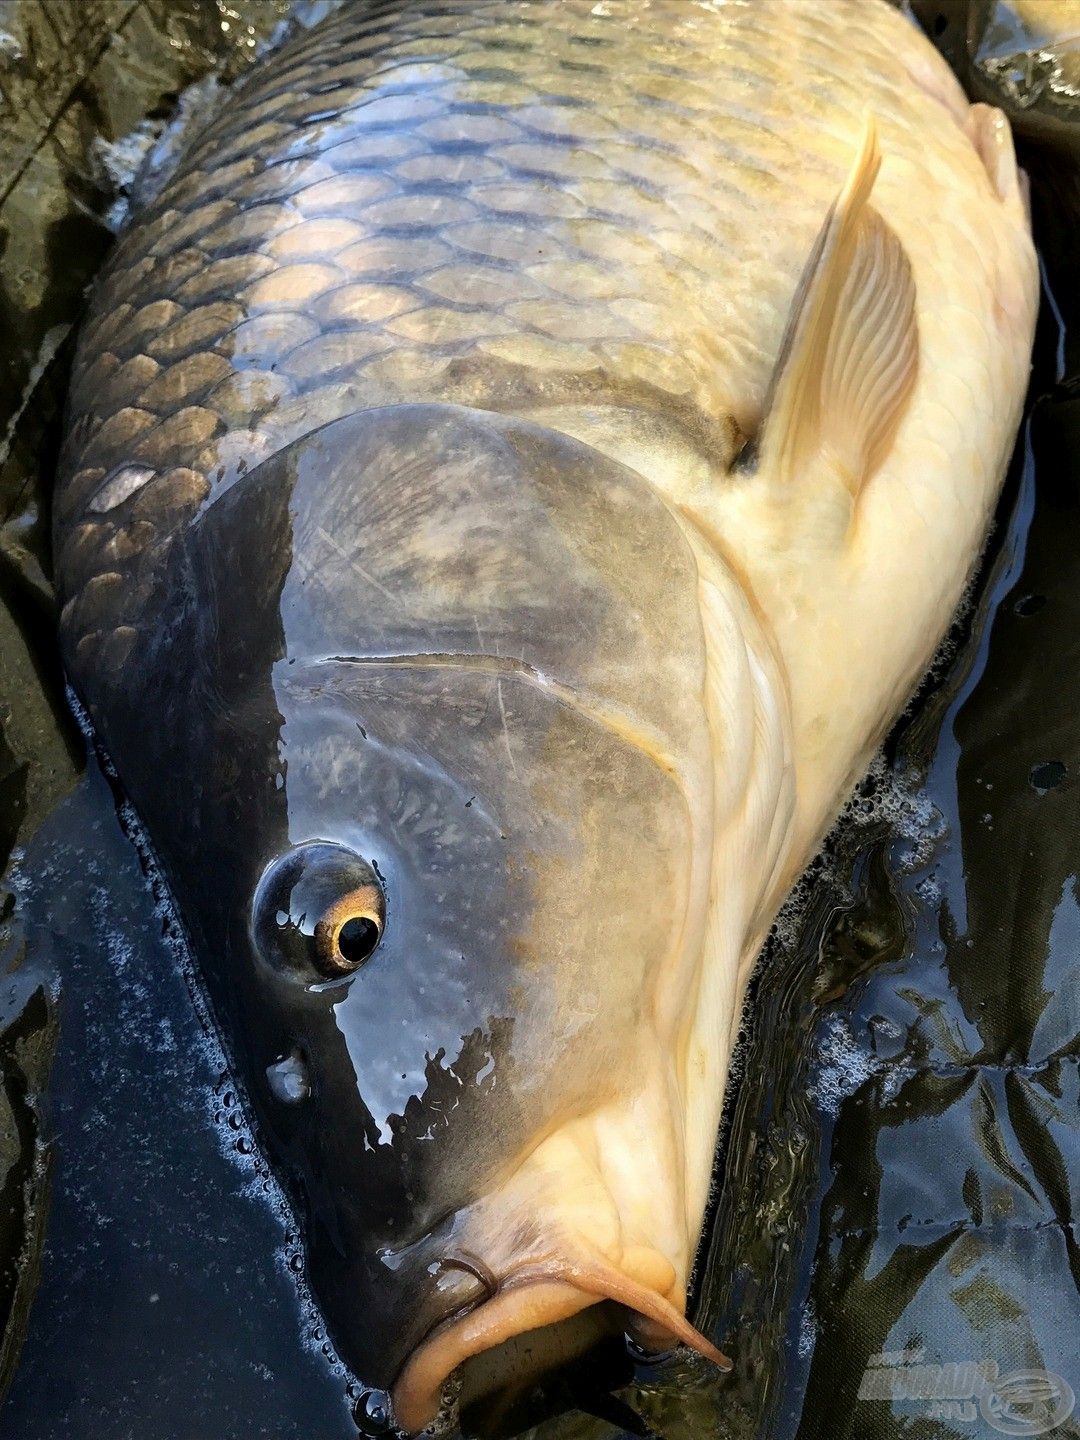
(92, 405, 731, 1427)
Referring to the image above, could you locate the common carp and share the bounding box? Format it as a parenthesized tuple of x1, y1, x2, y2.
(53, 0, 1037, 1429)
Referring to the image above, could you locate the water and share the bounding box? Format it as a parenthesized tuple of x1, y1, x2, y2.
(0, 4, 1078, 1439)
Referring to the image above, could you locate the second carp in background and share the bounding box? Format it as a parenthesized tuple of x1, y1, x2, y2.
(51, 0, 1036, 1429)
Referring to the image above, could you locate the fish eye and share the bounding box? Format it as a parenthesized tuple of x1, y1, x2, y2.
(313, 886, 384, 974)
(252, 842, 385, 981)
(335, 914, 381, 966)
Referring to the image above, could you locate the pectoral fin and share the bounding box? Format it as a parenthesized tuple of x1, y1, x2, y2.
(758, 117, 919, 499)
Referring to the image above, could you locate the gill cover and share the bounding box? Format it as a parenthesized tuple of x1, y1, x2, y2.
(71, 405, 715, 1395)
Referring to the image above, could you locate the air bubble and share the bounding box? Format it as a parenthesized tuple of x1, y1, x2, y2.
(352, 1388, 393, 1436)
(766, 753, 944, 965)
(807, 1015, 883, 1116)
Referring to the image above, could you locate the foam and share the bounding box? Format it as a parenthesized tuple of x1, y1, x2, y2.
(91, 124, 168, 233)
(797, 1297, 818, 1359)
(808, 1014, 883, 1117)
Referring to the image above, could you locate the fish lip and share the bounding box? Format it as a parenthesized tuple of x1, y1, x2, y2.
(389, 1252, 732, 1434)
(390, 1270, 588, 1434)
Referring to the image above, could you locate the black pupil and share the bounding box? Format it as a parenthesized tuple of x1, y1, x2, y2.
(337, 916, 380, 966)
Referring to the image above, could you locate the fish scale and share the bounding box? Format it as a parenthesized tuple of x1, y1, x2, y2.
(53, 0, 973, 677)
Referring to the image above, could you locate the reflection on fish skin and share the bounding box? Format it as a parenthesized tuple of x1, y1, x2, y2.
(51, 0, 1037, 1427)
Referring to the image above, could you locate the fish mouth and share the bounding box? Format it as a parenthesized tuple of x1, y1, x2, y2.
(391, 1248, 731, 1433)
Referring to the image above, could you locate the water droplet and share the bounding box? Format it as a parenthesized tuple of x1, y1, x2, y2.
(266, 1051, 311, 1104)
(353, 1388, 393, 1436)
(1014, 592, 1046, 617)
(1030, 760, 1067, 794)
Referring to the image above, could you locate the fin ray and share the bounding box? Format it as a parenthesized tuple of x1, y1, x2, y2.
(759, 116, 918, 499)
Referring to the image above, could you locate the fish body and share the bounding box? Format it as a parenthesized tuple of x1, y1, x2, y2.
(53, 0, 1036, 1427)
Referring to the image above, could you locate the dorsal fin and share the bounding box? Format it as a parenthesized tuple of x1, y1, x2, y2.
(758, 117, 919, 497)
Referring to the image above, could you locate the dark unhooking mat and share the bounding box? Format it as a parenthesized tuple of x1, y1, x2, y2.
(0, 3, 1078, 1439)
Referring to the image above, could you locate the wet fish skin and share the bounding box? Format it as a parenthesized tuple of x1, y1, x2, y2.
(57, 0, 1010, 597)
(52, 0, 1037, 1427)
(72, 397, 713, 1397)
